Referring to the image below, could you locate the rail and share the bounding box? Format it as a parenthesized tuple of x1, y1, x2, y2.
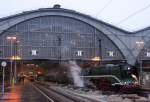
(34, 82, 99, 102)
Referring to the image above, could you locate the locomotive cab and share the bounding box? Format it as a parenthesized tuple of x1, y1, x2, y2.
(82, 63, 140, 93)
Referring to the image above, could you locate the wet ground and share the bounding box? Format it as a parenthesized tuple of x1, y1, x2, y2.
(0, 81, 50, 102)
(0, 80, 149, 102)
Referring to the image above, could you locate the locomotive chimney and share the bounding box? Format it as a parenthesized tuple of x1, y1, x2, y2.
(53, 4, 61, 9)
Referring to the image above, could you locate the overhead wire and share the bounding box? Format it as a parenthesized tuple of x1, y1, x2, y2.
(96, 0, 113, 17)
(117, 2, 150, 25)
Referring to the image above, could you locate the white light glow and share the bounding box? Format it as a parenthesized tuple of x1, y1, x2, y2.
(92, 57, 101, 61)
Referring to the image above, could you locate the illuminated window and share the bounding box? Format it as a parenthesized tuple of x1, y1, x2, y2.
(107, 51, 114, 57)
(31, 50, 38, 56)
(76, 50, 83, 56)
(146, 52, 150, 57)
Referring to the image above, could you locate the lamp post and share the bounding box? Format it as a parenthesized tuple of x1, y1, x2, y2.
(6, 36, 16, 85)
(136, 41, 144, 85)
(57, 36, 62, 63)
(14, 40, 19, 84)
(139, 60, 143, 85)
(1, 61, 7, 94)
(98, 39, 102, 64)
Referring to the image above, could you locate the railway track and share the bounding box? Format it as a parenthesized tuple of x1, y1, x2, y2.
(32, 82, 99, 102)
(33, 81, 150, 102)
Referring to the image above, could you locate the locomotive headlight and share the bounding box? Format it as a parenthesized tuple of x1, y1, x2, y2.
(122, 81, 128, 85)
(124, 81, 130, 85)
(124, 82, 127, 85)
(123, 80, 133, 85)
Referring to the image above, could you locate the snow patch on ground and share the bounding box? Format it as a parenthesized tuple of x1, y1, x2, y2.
(50, 84, 150, 102)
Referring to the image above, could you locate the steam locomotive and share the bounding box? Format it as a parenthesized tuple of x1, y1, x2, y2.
(44, 63, 140, 93)
(82, 63, 140, 93)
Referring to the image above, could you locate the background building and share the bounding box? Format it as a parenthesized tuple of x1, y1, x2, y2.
(0, 5, 149, 86)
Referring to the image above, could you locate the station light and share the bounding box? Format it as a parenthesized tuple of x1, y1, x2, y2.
(136, 41, 144, 48)
(37, 71, 42, 75)
(92, 57, 101, 61)
(6, 37, 11, 40)
(12, 37, 17, 40)
(136, 41, 144, 44)
(11, 56, 21, 60)
(6, 36, 16, 40)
